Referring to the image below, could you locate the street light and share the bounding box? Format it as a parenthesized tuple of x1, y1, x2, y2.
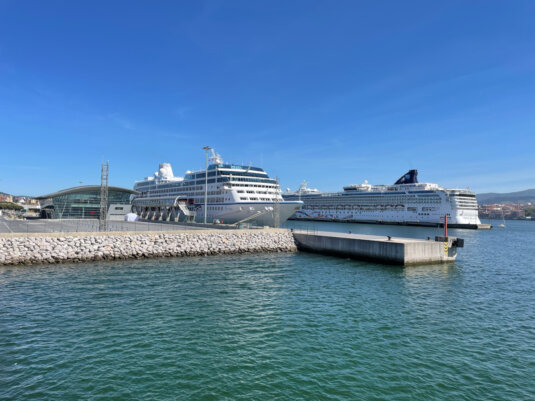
(202, 146, 212, 224)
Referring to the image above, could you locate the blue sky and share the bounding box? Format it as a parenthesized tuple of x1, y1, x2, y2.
(0, 0, 534, 196)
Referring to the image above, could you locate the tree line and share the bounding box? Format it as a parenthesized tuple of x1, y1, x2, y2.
(0, 202, 23, 211)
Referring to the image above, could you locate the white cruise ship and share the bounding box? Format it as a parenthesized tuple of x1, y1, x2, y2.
(132, 149, 303, 227)
(283, 170, 484, 228)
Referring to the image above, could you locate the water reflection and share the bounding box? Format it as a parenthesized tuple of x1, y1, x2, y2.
(403, 262, 458, 280)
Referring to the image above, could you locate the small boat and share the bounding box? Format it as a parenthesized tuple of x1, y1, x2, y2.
(497, 210, 506, 228)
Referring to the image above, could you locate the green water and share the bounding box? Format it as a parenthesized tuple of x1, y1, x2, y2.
(1, 221, 534, 400)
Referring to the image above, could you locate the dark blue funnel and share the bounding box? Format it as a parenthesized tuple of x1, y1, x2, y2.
(394, 170, 418, 185)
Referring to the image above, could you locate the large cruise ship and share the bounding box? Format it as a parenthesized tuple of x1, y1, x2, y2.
(132, 149, 303, 227)
(283, 170, 484, 228)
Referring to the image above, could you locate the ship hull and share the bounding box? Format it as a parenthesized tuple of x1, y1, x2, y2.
(289, 216, 489, 229)
(195, 201, 302, 226)
(135, 201, 303, 227)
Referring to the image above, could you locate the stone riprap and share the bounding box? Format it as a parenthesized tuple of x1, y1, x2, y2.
(0, 230, 297, 266)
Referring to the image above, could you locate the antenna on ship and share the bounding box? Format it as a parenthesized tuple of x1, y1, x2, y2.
(273, 176, 280, 228)
(99, 161, 109, 232)
(207, 148, 223, 165)
(202, 146, 212, 224)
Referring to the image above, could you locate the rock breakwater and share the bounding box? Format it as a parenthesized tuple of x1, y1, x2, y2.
(0, 230, 297, 266)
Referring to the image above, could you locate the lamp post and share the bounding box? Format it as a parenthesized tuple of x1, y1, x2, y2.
(202, 146, 212, 224)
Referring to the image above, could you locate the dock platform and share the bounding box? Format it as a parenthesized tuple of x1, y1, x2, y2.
(292, 230, 464, 266)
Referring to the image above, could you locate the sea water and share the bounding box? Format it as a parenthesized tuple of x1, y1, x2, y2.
(1, 221, 534, 399)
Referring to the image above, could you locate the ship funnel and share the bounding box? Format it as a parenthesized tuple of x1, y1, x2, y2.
(156, 163, 174, 179)
(394, 169, 418, 185)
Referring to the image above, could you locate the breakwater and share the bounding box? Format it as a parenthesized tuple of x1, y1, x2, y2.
(0, 229, 297, 266)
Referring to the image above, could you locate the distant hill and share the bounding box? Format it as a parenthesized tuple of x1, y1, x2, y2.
(0, 191, 33, 198)
(477, 189, 535, 205)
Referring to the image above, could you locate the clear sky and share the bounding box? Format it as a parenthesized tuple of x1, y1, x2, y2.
(0, 0, 534, 196)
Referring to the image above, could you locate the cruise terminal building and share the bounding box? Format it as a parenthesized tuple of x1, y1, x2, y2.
(36, 186, 137, 219)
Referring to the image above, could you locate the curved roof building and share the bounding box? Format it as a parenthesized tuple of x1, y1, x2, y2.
(36, 186, 137, 219)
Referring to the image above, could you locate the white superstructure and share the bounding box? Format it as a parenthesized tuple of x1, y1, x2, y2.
(285, 181, 321, 198)
(132, 149, 302, 226)
(283, 170, 482, 228)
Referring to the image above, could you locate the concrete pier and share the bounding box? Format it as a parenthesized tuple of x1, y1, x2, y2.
(292, 230, 464, 265)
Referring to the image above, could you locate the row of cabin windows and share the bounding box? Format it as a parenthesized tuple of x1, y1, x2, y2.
(304, 205, 456, 214)
(143, 184, 278, 197)
(341, 196, 441, 201)
(183, 177, 274, 185)
(145, 182, 278, 193)
(239, 197, 273, 202)
(207, 206, 226, 211)
(143, 190, 226, 198)
(237, 190, 277, 194)
(307, 199, 441, 205)
(302, 211, 454, 217)
(227, 184, 277, 189)
(186, 171, 268, 180)
(142, 185, 203, 194)
(305, 205, 414, 211)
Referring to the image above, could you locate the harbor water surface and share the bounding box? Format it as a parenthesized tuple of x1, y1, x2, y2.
(1, 221, 534, 399)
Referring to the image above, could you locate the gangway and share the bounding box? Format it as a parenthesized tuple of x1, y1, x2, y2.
(132, 195, 197, 223)
(177, 202, 196, 222)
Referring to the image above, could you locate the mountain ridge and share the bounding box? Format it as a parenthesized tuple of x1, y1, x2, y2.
(476, 189, 535, 204)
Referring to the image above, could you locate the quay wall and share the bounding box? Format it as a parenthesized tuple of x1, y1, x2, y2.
(292, 231, 460, 265)
(0, 229, 297, 266)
